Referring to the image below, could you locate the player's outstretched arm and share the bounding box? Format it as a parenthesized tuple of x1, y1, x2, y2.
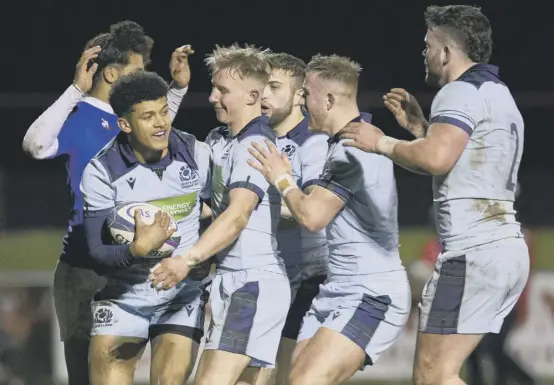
(22, 46, 101, 159)
(148, 188, 258, 289)
(341, 83, 478, 176)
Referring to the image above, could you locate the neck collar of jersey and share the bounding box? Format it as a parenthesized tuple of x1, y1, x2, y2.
(280, 117, 309, 140)
(220, 115, 270, 139)
(117, 129, 197, 170)
(457, 64, 500, 81)
(328, 112, 372, 144)
(83, 96, 114, 114)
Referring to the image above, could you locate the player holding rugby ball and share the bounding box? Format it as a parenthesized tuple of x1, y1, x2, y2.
(80, 71, 211, 385)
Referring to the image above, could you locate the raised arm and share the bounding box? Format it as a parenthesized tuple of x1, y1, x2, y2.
(22, 46, 101, 159)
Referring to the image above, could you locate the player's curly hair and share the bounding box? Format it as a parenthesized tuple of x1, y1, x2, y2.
(306, 54, 362, 87)
(266, 52, 306, 89)
(109, 71, 168, 117)
(424, 5, 492, 64)
(205, 44, 271, 84)
(84, 20, 154, 87)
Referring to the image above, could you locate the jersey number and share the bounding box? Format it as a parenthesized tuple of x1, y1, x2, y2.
(505, 123, 520, 192)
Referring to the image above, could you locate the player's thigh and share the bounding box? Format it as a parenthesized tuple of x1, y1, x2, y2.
(89, 299, 150, 384)
(194, 349, 252, 385)
(419, 238, 529, 335)
(149, 291, 206, 384)
(289, 327, 366, 385)
(150, 333, 200, 385)
(89, 335, 147, 385)
(204, 269, 291, 368)
(413, 332, 483, 385)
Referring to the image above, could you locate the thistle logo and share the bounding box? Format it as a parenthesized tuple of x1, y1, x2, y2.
(94, 307, 114, 326)
(179, 165, 200, 189)
(282, 144, 296, 160)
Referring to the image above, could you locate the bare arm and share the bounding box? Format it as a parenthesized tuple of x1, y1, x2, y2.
(282, 186, 345, 233)
(185, 188, 258, 264)
(382, 122, 470, 176)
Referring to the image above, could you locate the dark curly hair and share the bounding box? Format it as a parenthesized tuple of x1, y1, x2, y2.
(84, 20, 154, 86)
(424, 5, 492, 64)
(109, 71, 168, 117)
(266, 52, 306, 89)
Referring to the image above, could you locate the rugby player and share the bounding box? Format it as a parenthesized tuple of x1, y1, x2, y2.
(248, 54, 411, 385)
(80, 71, 211, 385)
(239, 52, 329, 385)
(340, 6, 528, 385)
(21, 20, 192, 385)
(149, 45, 291, 385)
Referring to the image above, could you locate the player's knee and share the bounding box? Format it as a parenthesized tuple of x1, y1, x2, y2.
(152, 369, 189, 385)
(413, 362, 460, 385)
(289, 365, 333, 385)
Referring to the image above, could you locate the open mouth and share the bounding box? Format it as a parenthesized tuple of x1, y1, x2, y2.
(152, 130, 168, 140)
(261, 104, 271, 114)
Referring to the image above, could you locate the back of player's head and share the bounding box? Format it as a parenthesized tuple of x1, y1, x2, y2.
(205, 44, 271, 85)
(424, 5, 492, 64)
(306, 54, 362, 90)
(266, 53, 306, 89)
(85, 20, 154, 86)
(109, 71, 168, 117)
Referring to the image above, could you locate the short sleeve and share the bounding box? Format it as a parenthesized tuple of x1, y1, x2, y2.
(230, 135, 270, 201)
(316, 145, 364, 203)
(196, 140, 212, 200)
(429, 81, 484, 135)
(300, 134, 328, 191)
(80, 159, 116, 215)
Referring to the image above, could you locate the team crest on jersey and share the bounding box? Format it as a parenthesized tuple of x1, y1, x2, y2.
(282, 144, 297, 160)
(179, 165, 200, 189)
(93, 306, 114, 326)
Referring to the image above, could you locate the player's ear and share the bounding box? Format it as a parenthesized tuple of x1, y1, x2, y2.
(247, 89, 260, 106)
(442, 45, 451, 66)
(103, 65, 119, 85)
(117, 117, 132, 134)
(326, 93, 335, 111)
(293, 88, 304, 107)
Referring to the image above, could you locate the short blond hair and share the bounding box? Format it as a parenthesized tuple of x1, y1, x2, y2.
(306, 54, 362, 87)
(205, 44, 271, 84)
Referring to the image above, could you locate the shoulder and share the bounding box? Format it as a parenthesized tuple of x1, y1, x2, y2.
(94, 134, 134, 182)
(205, 126, 227, 145)
(237, 117, 276, 143)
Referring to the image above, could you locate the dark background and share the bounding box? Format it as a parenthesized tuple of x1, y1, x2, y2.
(1, 0, 552, 229)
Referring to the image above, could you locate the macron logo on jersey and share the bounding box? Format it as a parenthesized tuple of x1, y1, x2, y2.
(126, 177, 136, 190)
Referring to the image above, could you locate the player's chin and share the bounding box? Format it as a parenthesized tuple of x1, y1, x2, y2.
(149, 136, 169, 150)
(214, 108, 229, 124)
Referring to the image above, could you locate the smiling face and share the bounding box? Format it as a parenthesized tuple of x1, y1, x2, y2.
(208, 68, 254, 126)
(119, 96, 171, 154)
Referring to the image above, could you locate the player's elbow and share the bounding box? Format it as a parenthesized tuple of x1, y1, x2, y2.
(22, 139, 49, 160)
(302, 215, 327, 233)
(425, 153, 455, 176)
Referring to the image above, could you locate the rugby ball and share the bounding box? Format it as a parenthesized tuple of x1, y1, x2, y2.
(107, 202, 181, 258)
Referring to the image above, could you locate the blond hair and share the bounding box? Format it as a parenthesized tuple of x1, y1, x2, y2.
(306, 54, 362, 87)
(205, 44, 271, 84)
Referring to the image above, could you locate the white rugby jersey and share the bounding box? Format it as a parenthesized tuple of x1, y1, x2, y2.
(429, 64, 524, 251)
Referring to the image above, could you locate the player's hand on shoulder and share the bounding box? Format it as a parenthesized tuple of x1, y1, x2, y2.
(247, 139, 291, 184)
(383, 88, 427, 138)
(170, 45, 195, 89)
(130, 210, 175, 257)
(73, 45, 101, 93)
(340, 119, 384, 153)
